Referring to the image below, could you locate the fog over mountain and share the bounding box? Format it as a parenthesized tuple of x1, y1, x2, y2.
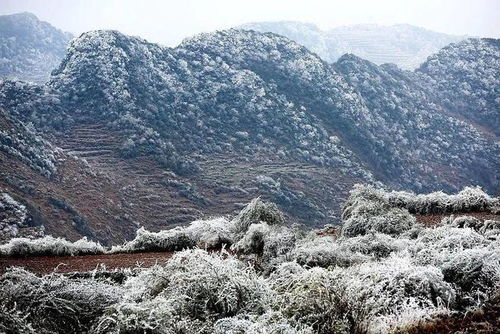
(240, 21, 467, 69)
(0, 12, 72, 83)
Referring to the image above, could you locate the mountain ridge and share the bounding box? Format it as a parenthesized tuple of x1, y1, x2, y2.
(0, 24, 498, 243)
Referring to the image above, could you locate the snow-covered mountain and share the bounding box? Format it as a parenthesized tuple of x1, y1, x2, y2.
(418, 38, 500, 136)
(0, 12, 72, 83)
(0, 26, 498, 242)
(240, 22, 467, 69)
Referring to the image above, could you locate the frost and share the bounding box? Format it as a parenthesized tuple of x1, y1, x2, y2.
(0, 267, 123, 333)
(0, 186, 498, 333)
(270, 264, 349, 333)
(0, 193, 29, 240)
(331, 255, 456, 333)
(0, 235, 105, 257)
(93, 249, 271, 333)
(232, 197, 284, 235)
(341, 185, 416, 237)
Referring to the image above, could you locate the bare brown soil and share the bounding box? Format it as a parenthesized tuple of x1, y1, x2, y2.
(0, 251, 174, 275)
(415, 211, 499, 227)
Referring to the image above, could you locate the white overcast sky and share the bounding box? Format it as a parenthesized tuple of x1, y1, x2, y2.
(1, 0, 498, 46)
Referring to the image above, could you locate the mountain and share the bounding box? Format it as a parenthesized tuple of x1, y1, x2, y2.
(417, 38, 500, 136)
(0, 29, 498, 244)
(334, 51, 498, 191)
(240, 22, 466, 69)
(0, 12, 72, 83)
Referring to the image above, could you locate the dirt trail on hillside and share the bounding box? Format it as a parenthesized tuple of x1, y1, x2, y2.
(0, 251, 175, 275)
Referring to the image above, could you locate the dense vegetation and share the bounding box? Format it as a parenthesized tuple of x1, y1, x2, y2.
(418, 38, 500, 136)
(0, 186, 498, 333)
(1, 29, 498, 193)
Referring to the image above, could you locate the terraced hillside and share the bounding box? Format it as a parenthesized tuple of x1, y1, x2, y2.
(240, 22, 466, 69)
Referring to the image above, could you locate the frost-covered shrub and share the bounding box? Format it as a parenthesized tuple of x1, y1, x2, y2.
(112, 218, 234, 253)
(111, 226, 196, 253)
(0, 235, 105, 257)
(411, 226, 489, 267)
(270, 264, 349, 333)
(214, 311, 313, 334)
(342, 198, 416, 237)
(185, 217, 234, 248)
(447, 215, 500, 237)
(0, 267, 123, 333)
(232, 198, 284, 235)
(92, 296, 201, 334)
(387, 186, 499, 214)
(294, 233, 405, 268)
(345, 184, 499, 217)
(331, 256, 456, 333)
(441, 248, 500, 307)
(294, 236, 371, 268)
(94, 249, 271, 333)
(0, 303, 36, 334)
(0, 193, 29, 240)
(341, 233, 407, 259)
(232, 223, 270, 255)
(260, 226, 299, 271)
(341, 185, 417, 237)
(232, 223, 298, 272)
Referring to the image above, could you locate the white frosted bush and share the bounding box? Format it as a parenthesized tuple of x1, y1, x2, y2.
(94, 249, 272, 333)
(411, 226, 489, 266)
(387, 186, 498, 214)
(447, 216, 500, 238)
(294, 233, 406, 268)
(293, 236, 371, 268)
(340, 233, 407, 259)
(342, 206, 416, 237)
(0, 303, 36, 334)
(232, 223, 270, 255)
(214, 311, 313, 334)
(0, 235, 105, 257)
(341, 186, 416, 237)
(232, 198, 284, 235)
(0, 267, 124, 333)
(331, 255, 456, 332)
(91, 297, 199, 334)
(110, 226, 196, 253)
(440, 248, 500, 307)
(363, 301, 449, 334)
(185, 217, 234, 248)
(232, 223, 298, 272)
(269, 264, 349, 333)
(346, 184, 499, 215)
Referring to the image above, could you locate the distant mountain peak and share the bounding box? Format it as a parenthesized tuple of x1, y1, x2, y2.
(0, 11, 73, 83)
(239, 21, 467, 69)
